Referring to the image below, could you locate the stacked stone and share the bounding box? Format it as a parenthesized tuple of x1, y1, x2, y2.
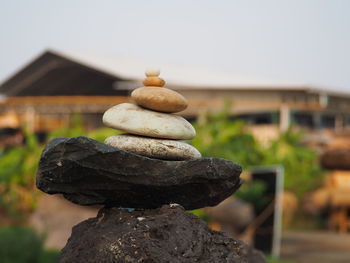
(102, 69, 201, 161)
(35, 70, 266, 262)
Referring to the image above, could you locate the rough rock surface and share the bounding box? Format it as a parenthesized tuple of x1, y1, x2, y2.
(36, 136, 242, 210)
(59, 205, 266, 263)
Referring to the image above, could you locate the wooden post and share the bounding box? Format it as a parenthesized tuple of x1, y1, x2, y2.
(24, 106, 36, 132)
(313, 111, 322, 130)
(335, 114, 344, 132)
(279, 104, 290, 132)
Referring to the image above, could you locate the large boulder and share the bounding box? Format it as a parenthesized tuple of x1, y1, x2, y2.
(36, 137, 242, 210)
(59, 205, 266, 263)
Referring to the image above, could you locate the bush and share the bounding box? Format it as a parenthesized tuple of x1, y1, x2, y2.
(0, 226, 59, 263)
(192, 109, 263, 167)
(0, 115, 117, 222)
(191, 108, 324, 199)
(260, 129, 323, 197)
(0, 131, 42, 222)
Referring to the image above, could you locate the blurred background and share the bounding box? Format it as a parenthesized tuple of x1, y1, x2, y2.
(1, 0, 350, 262)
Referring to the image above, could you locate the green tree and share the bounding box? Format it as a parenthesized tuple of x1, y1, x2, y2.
(0, 115, 117, 223)
(0, 226, 59, 263)
(192, 109, 263, 167)
(191, 109, 323, 199)
(0, 131, 42, 221)
(261, 128, 323, 197)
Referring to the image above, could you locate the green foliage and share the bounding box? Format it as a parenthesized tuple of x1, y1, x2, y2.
(0, 226, 59, 263)
(189, 209, 211, 222)
(0, 131, 42, 221)
(39, 249, 60, 263)
(48, 114, 118, 142)
(0, 114, 119, 222)
(47, 114, 84, 140)
(267, 256, 296, 263)
(261, 129, 323, 197)
(191, 109, 324, 199)
(192, 109, 263, 167)
(235, 180, 269, 210)
(87, 128, 120, 143)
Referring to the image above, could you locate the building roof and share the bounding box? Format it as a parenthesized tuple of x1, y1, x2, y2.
(0, 48, 348, 96)
(48, 49, 304, 89)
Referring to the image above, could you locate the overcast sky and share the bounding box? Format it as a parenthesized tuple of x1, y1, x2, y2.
(0, 0, 349, 91)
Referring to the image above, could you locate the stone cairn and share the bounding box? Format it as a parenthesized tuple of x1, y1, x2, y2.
(36, 70, 266, 263)
(103, 69, 201, 161)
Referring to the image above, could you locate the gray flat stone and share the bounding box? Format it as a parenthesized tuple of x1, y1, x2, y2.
(104, 134, 201, 160)
(36, 136, 242, 210)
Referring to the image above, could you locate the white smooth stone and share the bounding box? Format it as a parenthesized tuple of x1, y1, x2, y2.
(102, 103, 195, 140)
(105, 134, 201, 160)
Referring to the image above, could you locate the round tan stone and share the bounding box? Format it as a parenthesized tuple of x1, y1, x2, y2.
(102, 103, 195, 140)
(131, 87, 188, 113)
(104, 134, 201, 160)
(142, 77, 166, 87)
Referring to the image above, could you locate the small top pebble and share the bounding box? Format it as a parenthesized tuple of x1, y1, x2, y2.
(145, 69, 160, 77)
(143, 69, 165, 87)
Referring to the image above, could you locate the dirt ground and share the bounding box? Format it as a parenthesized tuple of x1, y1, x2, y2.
(281, 231, 350, 263)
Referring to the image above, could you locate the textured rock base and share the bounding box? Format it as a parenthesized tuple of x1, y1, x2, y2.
(59, 205, 265, 263)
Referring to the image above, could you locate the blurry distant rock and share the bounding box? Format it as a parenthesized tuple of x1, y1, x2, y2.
(36, 136, 242, 210)
(29, 195, 98, 249)
(59, 205, 265, 263)
(321, 148, 350, 170)
(302, 188, 330, 216)
(205, 197, 254, 236)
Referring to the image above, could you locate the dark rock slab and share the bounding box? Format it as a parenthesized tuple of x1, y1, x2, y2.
(36, 136, 242, 210)
(59, 205, 266, 263)
(320, 148, 350, 170)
